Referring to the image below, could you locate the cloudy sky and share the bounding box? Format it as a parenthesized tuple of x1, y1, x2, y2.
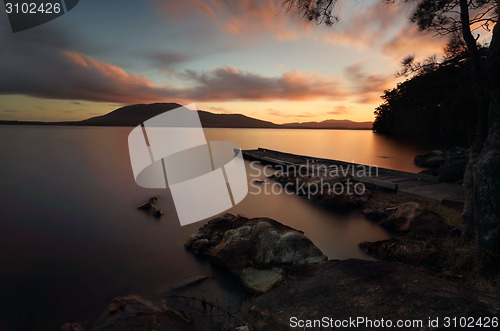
(0, 0, 450, 123)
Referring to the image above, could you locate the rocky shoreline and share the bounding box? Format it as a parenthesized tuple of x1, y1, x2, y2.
(78, 209, 499, 330)
(65, 149, 499, 330)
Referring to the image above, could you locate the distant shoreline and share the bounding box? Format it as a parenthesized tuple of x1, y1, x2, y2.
(0, 120, 373, 130)
(0, 103, 373, 130)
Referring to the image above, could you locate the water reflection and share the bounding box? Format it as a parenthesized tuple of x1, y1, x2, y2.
(0, 126, 405, 329)
(204, 128, 427, 173)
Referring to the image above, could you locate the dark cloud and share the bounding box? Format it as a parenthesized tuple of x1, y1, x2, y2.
(344, 63, 395, 103)
(0, 22, 174, 103)
(147, 50, 194, 66)
(181, 66, 347, 101)
(0, 29, 349, 104)
(0, 21, 385, 105)
(0, 34, 173, 103)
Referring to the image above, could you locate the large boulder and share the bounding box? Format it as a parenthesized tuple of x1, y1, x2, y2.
(242, 259, 500, 331)
(437, 151, 469, 183)
(378, 202, 450, 235)
(414, 150, 446, 168)
(185, 214, 327, 293)
(415, 147, 469, 183)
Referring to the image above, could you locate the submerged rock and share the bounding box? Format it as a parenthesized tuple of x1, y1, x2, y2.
(137, 196, 164, 218)
(93, 296, 192, 331)
(60, 322, 85, 331)
(185, 214, 327, 293)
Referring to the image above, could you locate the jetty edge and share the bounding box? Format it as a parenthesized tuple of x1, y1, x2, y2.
(242, 147, 464, 207)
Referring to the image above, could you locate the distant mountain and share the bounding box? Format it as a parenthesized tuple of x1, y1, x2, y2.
(77, 103, 280, 128)
(0, 103, 373, 129)
(283, 119, 373, 129)
(78, 103, 182, 126)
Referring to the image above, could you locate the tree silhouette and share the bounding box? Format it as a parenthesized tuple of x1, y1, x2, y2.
(373, 49, 480, 145)
(283, 0, 500, 273)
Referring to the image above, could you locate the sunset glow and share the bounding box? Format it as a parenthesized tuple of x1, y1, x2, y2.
(0, 0, 463, 123)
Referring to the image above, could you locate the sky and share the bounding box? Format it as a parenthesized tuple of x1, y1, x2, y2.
(0, 0, 452, 123)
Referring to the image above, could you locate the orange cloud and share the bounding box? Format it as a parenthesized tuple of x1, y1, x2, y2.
(156, 0, 309, 41)
(381, 24, 448, 62)
(322, 2, 409, 49)
(64, 52, 155, 87)
(328, 104, 351, 115)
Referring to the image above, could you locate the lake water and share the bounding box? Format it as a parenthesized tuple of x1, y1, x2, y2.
(0, 126, 427, 329)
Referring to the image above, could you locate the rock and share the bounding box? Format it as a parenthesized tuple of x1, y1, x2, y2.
(378, 202, 450, 235)
(311, 178, 371, 210)
(437, 152, 469, 183)
(185, 214, 327, 293)
(137, 197, 164, 218)
(137, 201, 153, 210)
(94, 296, 193, 331)
(359, 238, 441, 266)
(231, 326, 251, 331)
(60, 322, 85, 331)
(272, 174, 371, 210)
(414, 147, 469, 183)
(361, 207, 392, 222)
(240, 267, 283, 294)
(169, 274, 209, 291)
(414, 150, 446, 168)
(418, 169, 436, 176)
(191, 239, 210, 254)
(149, 205, 164, 218)
(108, 302, 120, 314)
(242, 259, 500, 331)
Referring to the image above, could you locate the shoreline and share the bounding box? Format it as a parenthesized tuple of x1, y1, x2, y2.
(82, 203, 499, 330)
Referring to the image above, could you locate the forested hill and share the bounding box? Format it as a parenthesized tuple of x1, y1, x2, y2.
(0, 103, 373, 129)
(372, 49, 489, 146)
(77, 103, 280, 128)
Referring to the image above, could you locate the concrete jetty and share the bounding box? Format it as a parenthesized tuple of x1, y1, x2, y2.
(242, 148, 464, 206)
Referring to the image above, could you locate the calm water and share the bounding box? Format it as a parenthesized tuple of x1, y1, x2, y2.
(0, 126, 426, 329)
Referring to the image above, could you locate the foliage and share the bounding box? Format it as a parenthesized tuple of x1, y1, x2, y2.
(373, 48, 489, 146)
(283, 0, 500, 269)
